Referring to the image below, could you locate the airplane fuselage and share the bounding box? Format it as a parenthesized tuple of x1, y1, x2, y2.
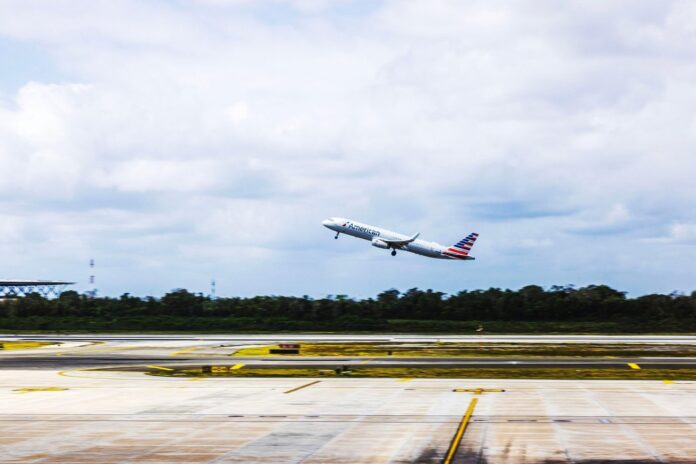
(322, 217, 476, 260)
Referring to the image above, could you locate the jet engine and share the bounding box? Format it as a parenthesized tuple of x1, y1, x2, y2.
(371, 238, 389, 249)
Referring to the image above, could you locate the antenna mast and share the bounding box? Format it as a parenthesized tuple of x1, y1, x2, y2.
(89, 259, 97, 298)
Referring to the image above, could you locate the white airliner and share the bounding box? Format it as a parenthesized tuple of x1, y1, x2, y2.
(322, 217, 478, 260)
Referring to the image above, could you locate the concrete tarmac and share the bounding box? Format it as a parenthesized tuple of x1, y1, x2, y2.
(3, 335, 696, 462)
(1, 370, 696, 463)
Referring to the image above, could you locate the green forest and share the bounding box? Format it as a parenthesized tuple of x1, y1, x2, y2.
(1, 285, 695, 333)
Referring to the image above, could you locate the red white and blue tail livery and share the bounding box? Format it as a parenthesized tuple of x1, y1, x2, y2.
(322, 217, 478, 261)
(442, 233, 479, 260)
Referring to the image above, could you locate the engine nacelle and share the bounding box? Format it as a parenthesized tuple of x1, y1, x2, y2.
(371, 238, 390, 249)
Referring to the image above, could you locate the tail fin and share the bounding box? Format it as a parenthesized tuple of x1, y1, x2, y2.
(445, 232, 479, 257)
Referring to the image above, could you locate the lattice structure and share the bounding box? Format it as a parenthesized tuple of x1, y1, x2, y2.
(0, 280, 74, 298)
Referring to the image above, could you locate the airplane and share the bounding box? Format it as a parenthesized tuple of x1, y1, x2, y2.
(322, 217, 478, 260)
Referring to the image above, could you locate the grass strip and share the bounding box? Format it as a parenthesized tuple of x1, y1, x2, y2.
(148, 366, 696, 381)
(232, 342, 696, 358)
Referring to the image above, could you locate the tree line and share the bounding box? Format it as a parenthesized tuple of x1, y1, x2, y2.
(1, 285, 695, 332)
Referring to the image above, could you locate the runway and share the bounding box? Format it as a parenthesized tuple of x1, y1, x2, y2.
(4, 333, 696, 371)
(4, 355, 696, 370)
(5, 333, 696, 344)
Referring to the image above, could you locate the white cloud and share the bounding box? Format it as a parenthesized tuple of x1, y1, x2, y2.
(99, 159, 224, 193)
(0, 0, 695, 296)
(670, 223, 696, 243)
(649, 222, 696, 245)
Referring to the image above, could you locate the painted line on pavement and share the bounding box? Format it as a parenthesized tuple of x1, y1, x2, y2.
(14, 387, 69, 394)
(170, 346, 200, 356)
(443, 398, 478, 464)
(453, 388, 505, 395)
(147, 365, 174, 371)
(284, 380, 321, 394)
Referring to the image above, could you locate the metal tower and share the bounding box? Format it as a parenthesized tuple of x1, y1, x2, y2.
(88, 259, 97, 298)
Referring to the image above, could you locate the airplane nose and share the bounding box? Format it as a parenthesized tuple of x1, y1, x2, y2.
(322, 219, 333, 227)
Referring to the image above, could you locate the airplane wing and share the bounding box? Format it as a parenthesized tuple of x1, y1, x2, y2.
(380, 233, 420, 248)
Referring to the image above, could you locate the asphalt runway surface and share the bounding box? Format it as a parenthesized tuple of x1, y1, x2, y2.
(4, 355, 696, 370)
(4, 334, 696, 371)
(5, 333, 696, 343)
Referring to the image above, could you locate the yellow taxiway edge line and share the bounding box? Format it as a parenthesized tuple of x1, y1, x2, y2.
(628, 363, 641, 370)
(284, 380, 321, 394)
(443, 398, 478, 464)
(231, 363, 245, 370)
(398, 378, 413, 382)
(663, 379, 674, 384)
(147, 365, 174, 371)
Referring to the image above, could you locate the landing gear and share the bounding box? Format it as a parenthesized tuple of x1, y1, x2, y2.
(335, 232, 340, 239)
(391, 249, 397, 256)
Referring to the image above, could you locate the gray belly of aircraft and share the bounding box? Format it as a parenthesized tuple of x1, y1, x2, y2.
(405, 241, 442, 258)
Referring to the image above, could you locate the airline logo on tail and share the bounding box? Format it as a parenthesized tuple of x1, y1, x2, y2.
(442, 233, 479, 259)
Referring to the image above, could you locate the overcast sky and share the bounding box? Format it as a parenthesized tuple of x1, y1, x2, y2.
(1, 0, 695, 298)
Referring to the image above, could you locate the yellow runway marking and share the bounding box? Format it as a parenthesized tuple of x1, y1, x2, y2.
(0, 341, 54, 350)
(628, 363, 641, 370)
(284, 380, 321, 394)
(79, 345, 140, 354)
(453, 388, 505, 395)
(398, 378, 413, 382)
(14, 387, 68, 394)
(231, 363, 245, 370)
(170, 346, 200, 356)
(57, 368, 179, 381)
(147, 365, 174, 371)
(663, 380, 674, 384)
(443, 398, 478, 464)
(360, 359, 372, 364)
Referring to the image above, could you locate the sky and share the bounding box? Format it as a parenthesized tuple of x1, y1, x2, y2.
(1, 0, 696, 298)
